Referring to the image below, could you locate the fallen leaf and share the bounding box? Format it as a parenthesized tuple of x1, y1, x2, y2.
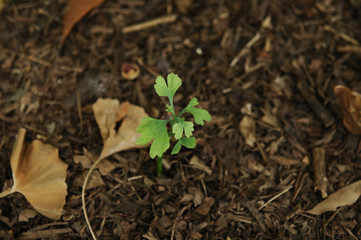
(196, 197, 215, 215)
(92, 99, 148, 159)
(62, 0, 106, 42)
(334, 85, 361, 134)
(0, 128, 68, 220)
(240, 115, 256, 147)
(307, 180, 361, 214)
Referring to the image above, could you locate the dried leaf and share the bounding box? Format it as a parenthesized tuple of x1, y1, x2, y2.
(307, 180, 361, 214)
(62, 0, 105, 42)
(334, 85, 361, 134)
(240, 116, 256, 147)
(0, 128, 68, 220)
(92, 99, 148, 159)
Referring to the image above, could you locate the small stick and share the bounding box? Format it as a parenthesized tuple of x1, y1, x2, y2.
(230, 32, 261, 67)
(170, 222, 176, 240)
(337, 45, 361, 54)
(122, 14, 178, 34)
(312, 147, 328, 198)
(258, 184, 293, 211)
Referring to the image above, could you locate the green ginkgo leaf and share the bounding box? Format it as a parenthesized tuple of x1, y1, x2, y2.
(136, 73, 211, 174)
(172, 120, 194, 140)
(154, 73, 182, 103)
(171, 137, 196, 155)
(136, 117, 170, 158)
(180, 98, 212, 125)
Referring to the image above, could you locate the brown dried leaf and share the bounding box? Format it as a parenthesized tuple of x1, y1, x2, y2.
(307, 180, 361, 214)
(334, 85, 361, 134)
(0, 128, 68, 220)
(92, 99, 148, 159)
(62, 0, 105, 42)
(240, 116, 256, 147)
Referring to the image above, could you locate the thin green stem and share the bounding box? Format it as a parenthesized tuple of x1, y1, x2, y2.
(157, 155, 163, 175)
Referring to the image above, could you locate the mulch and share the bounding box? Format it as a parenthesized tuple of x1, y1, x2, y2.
(1, 0, 361, 239)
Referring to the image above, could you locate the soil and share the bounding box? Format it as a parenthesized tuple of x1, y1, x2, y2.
(1, 0, 361, 239)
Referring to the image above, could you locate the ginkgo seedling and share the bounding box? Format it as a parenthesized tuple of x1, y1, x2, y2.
(136, 73, 211, 174)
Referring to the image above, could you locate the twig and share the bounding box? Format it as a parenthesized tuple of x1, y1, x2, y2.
(230, 32, 262, 67)
(312, 147, 328, 198)
(341, 222, 359, 240)
(170, 222, 176, 240)
(337, 45, 361, 54)
(258, 184, 293, 211)
(122, 14, 178, 34)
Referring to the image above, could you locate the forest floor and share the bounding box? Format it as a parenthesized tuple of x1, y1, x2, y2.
(1, 0, 361, 239)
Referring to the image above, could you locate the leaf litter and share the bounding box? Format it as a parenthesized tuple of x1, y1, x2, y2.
(1, 0, 361, 239)
(0, 128, 67, 220)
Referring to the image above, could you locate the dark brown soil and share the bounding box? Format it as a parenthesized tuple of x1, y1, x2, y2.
(1, 0, 361, 239)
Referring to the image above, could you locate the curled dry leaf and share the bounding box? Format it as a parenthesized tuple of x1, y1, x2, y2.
(240, 115, 256, 147)
(62, 0, 105, 42)
(307, 180, 361, 215)
(0, 128, 68, 220)
(334, 85, 361, 134)
(92, 99, 148, 159)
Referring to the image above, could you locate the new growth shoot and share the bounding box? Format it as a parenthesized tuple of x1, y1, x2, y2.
(136, 73, 211, 174)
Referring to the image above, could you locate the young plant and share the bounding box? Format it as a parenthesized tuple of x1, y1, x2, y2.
(136, 73, 211, 175)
